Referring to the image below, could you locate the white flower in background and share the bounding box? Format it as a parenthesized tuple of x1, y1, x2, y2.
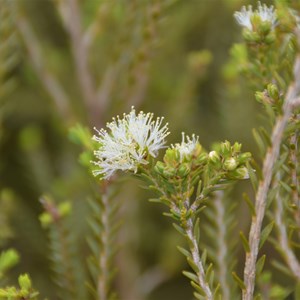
(171, 132, 199, 162)
(234, 2, 276, 30)
(92, 107, 169, 179)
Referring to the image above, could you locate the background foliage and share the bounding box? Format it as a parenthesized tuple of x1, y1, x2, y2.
(0, 0, 281, 299)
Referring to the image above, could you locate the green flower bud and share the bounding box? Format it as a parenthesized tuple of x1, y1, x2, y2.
(178, 163, 191, 177)
(233, 142, 242, 153)
(267, 83, 279, 101)
(18, 274, 32, 291)
(220, 141, 231, 156)
(238, 152, 252, 163)
(255, 91, 265, 103)
(208, 151, 220, 164)
(223, 157, 238, 171)
(231, 166, 250, 179)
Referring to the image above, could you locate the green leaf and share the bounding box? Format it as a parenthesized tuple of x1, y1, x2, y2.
(259, 222, 274, 250)
(177, 246, 191, 259)
(239, 231, 250, 253)
(173, 223, 186, 236)
(187, 257, 199, 273)
(183, 270, 198, 282)
(252, 128, 266, 156)
(232, 272, 246, 290)
(256, 255, 266, 275)
(205, 263, 214, 282)
(243, 193, 255, 216)
(191, 281, 205, 295)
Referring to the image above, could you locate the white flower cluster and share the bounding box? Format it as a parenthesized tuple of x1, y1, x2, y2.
(234, 2, 276, 31)
(92, 107, 169, 179)
(171, 132, 199, 162)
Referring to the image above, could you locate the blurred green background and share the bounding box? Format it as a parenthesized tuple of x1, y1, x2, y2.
(0, 0, 270, 299)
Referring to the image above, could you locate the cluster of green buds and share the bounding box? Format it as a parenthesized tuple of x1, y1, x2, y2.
(0, 274, 39, 299)
(255, 83, 282, 109)
(234, 2, 277, 44)
(154, 133, 206, 180)
(208, 141, 252, 180)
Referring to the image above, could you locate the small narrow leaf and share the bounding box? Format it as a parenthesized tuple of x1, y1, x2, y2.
(205, 263, 213, 282)
(177, 246, 191, 259)
(187, 257, 198, 273)
(252, 128, 265, 155)
(182, 270, 198, 282)
(243, 193, 255, 216)
(232, 272, 246, 290)
(191, 281, 205, 295)
(256, 255, 266, 275)
(259, 222, 274, 250)
(201, 249, 207, 266)
(239, 231, 250, 253)
(173, 223, 186, 236)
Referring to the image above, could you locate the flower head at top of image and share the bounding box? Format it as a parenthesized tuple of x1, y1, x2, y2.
(234, 1, 277, 31)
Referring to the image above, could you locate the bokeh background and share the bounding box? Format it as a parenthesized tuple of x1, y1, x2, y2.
(0, 0, 274, 299)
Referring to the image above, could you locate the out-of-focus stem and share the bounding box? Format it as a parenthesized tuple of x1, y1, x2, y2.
(16, 15, 71, 121)
(242, 51, 300, 300)
(62, 0, 101, 126)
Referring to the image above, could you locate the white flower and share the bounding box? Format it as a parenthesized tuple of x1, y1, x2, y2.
(171, 132, 199, 162)
(234, 2, 276, 30)
(92, 107, 169, 179)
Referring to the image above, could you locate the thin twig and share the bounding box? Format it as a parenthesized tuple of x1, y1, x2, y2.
(274, 176, 300, 280)
(98, 188, 110, 300)
(15, 15, 71, 120)
(242, 48, 300, 300)
(214, 191, 230, 300)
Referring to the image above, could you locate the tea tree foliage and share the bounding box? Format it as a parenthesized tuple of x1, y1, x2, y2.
(1, 1, 300, 300)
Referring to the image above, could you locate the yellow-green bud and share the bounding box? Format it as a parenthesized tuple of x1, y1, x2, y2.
(58, 202, 71, 217)
(223, 157, 238, 171)
(39, 212, 53, 228)
(18, 274, 32, 291)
